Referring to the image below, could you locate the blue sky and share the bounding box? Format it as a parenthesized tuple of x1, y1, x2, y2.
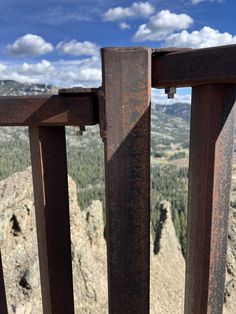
(0, 0, 235, 103)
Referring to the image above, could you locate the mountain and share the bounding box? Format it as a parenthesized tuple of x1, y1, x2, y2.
(155, 103, 191, 121)
(0, 80, 58, 96)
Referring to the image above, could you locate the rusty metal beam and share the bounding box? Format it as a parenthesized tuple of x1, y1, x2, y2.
(185, 85, 236, 314)
(0, 252, 8, 314)
(29, 126, 74, 314)
(0, 93, 98, 126)
(152, 44, 236, 87)
(102, 47, 151, 314)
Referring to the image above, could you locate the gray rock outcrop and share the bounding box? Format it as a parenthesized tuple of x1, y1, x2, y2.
(0, 169, 108, 314)
(150, 201, 185, 314)
(224, 206, 236, 314)
(0, 169, 235, 313)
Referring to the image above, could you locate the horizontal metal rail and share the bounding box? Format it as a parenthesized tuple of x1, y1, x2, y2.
(0, 93, 98, 126)
(152, 44, 236, 87)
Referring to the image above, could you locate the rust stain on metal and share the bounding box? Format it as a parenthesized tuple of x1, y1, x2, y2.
(185, 84, 236, 314)
(102, 47, 151, 314)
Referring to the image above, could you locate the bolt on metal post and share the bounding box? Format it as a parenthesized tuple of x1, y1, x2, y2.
(165, 87, 176, 99)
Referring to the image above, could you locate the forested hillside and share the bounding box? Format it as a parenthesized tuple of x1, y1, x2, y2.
(0, 80, 191, 255)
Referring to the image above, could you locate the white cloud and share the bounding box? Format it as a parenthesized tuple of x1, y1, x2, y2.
(133, 10, 193, 41)
(6, 34, 53, 57)
(119, 22, 131, 30)
(0, 56, 102, 87)
(191, 0, 222, 4)
(19, 60, 53, 75)
(104, 2, 155, 21)
(40, 7, 91, 25)
(191, 0, 206, 3)
(0, 64, 7, 71)
(164, 26, 236, 48)
(57, 40, 100, 56)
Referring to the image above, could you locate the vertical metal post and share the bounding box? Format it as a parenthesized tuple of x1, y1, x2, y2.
(185, 85, 236, 314)
(0, 252, 8, 313)
(101, 47, 151, 314)
(29, 126, 74, 314)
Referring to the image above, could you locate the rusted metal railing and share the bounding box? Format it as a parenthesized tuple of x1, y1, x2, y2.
(0, 44, 236, 314)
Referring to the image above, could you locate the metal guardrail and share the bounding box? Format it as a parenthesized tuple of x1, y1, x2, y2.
(0, 44, 236, 314)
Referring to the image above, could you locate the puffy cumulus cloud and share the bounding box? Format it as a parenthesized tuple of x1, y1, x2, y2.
(103, 2, 155, 21)
(0, 60, 55, 83)
(119, 22, 131, 30)
(19, 60, 53, 75)
(6, 34, 53, 57)
(133, 10, 193, 41)
(164, 26, 236, 48)
(152, 88, 191, 105)
(0, 57, 101, 87)
(191, 0, 223, 4)
(57, 40, 100, 56)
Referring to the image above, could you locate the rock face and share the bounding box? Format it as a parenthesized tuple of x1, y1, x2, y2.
(0, 169, 235, 313)
(150, 201, 185, 314)
(224, 206, 236, 314)
(0, 169, 108, 314)
(0, 169, 42, 313)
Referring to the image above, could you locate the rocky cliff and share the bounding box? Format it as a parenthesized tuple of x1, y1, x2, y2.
(0, 169, 107, 314)
(224, 206, 236, 314)
(0, 169, 235, 313)
(150, 200, 185, 313)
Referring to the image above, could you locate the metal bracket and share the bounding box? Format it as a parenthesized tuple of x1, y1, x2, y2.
(152, 48, 191, 99)
(165, 87, 176, 99)
(59, 86, 101, 136)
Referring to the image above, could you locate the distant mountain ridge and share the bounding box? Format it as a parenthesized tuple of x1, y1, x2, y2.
(155, 103, 191, 121)
(0, 80, 58, 96)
